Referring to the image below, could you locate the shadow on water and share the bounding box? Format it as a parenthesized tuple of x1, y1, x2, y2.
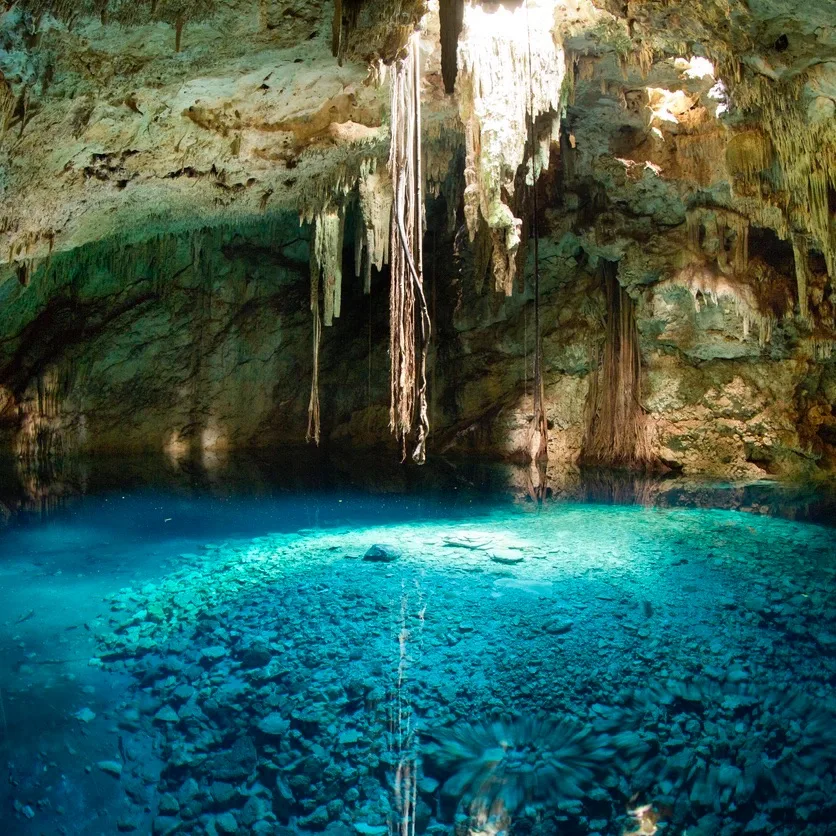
(1, 451, 835, 533)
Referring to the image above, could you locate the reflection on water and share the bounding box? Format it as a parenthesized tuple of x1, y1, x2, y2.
(0, 453, 835, 835)
(2, 452, 836, 529)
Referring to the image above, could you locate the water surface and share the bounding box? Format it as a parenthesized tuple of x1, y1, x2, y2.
(1, 454, 834, 835)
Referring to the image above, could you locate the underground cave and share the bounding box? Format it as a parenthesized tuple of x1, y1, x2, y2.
(1, 0, 835, 834)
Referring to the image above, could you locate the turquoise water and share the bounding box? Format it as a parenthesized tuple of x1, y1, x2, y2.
(1, 457, 835, 835)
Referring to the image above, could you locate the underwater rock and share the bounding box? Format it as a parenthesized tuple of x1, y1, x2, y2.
(209, 736, 258, 782)
(201, 645, 229, 664)
(152, 816, 182, 835)
(97, 760, 123, 777)
(489, 553, 525, 565)
(353, 825, 389, 836)
(154, 705, 180, 724)
(363, 544, 401, 562)
(257, 713, 290, 736)
(214, 812, 239, 834)
(240, 642, 273, 668)
(544, 618, 574, 635)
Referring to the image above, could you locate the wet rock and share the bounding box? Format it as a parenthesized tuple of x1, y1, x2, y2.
(117, 817, 141, 832)
(544, 618, 574, 635)
(210, 782, 237, 807)
(154, 705, 180, 724)
(354, 825, 389, 836)
(159, 794, 180, 815)
(177, 778, 201, 806)
(300, 805, 330, 829)
(201, 646, 228, 664)
(172, 684, 195, 703)
(210, 736, 258, 781)
(274, 775, 295, 819)
(241, 795, 270, 827)
(97, 760, 123, 777)
(363, 544, 400, 562)
(490, 553, 524, 564)
(215, 812, 239, 834)
(257, 712, 290, 736)
(152, 816, 182, 835)
(241, 642, 273, 668)
(74, 707, 96, 723)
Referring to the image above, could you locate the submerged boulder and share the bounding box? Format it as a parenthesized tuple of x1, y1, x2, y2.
(362, 544, 401, 562)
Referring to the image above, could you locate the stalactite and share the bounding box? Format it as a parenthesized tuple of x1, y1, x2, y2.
(456, 0, 566, 295)
(355, 168, 392, 294)
(306, 207, 345, 445)
(792, 234, 810, 322)
(388, 34, 430, 464)
(312, 208, 345, 327)
(582, 261, 652, 468)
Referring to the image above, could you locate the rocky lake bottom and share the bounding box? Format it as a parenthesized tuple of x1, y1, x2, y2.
(1, 458, 835, 836)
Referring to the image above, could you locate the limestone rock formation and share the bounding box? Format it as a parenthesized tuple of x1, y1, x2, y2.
(0, 0, 834, 479)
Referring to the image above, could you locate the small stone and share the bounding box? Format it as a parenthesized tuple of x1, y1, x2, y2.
(241, 643, 272, 668)
(545, 618, 574, 635)
(256, 713, 289, 736)
(338, 729, 361, 745)
(363, 544, 400, 562)
(300, 805, 330, 828)
(117, 817, 140, 832)
(201, 645, 228, 663)
(146, 603, 166, 623)
(97, 760, 123, 777)
(717, 763, 741, 788)
(74, 707, 96, 723)
(215, 812, 239, 834)
(158, 794, 180, 815)
(172, 685, 195, 703)
(354, 825, 388, 836)
(210, 782, 236, 806)
(490, 553, 524, 564)
(154, 705, 179, 724)
(153, 817, 182, 835)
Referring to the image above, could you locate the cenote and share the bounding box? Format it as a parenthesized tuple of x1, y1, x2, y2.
(2, 0, 836, 834)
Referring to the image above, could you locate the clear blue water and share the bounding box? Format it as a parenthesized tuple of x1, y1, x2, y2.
(1, 455, 835, 836)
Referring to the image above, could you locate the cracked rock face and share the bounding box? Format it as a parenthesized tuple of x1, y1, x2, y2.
(0, 0, 835, 479)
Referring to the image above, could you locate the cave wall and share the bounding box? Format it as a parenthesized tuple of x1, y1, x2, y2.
(1, 0, 835, 479)
(1, 206, 833, 480)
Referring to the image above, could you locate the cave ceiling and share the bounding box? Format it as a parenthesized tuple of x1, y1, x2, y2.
(0, 0, 832, 280)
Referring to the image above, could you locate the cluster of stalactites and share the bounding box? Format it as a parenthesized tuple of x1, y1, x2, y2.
(355, 168, 393, 294)
(686, 208, 750, 277)
(303, 160, 395, 445)
(671, 261, 775, 347)
(682, 209, 790, 344)
(724, 79, 836, 324)
(456, 0, 566, 295)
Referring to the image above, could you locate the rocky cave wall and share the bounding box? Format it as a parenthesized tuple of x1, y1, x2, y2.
(1, 0, 835, 480)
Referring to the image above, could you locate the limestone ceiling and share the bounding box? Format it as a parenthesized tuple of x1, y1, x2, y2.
(0, 0, 833, 284)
